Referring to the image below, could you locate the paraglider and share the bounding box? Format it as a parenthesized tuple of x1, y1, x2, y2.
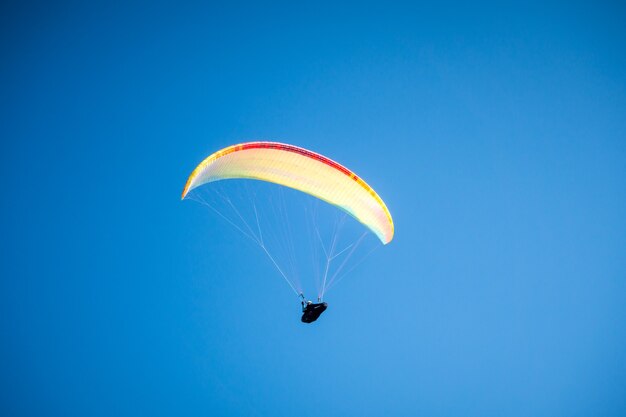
(301, 300, 328, 323)
(300, 293, 328, 323)
(182, 141, 393, 323)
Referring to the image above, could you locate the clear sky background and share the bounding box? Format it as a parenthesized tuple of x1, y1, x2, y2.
(2, 1, 625, 416)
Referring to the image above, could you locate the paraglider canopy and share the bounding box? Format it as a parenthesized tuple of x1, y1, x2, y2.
(182, 142, 394, 244)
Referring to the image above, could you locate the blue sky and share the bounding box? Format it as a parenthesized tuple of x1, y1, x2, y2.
(2, 1, 625, 416)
